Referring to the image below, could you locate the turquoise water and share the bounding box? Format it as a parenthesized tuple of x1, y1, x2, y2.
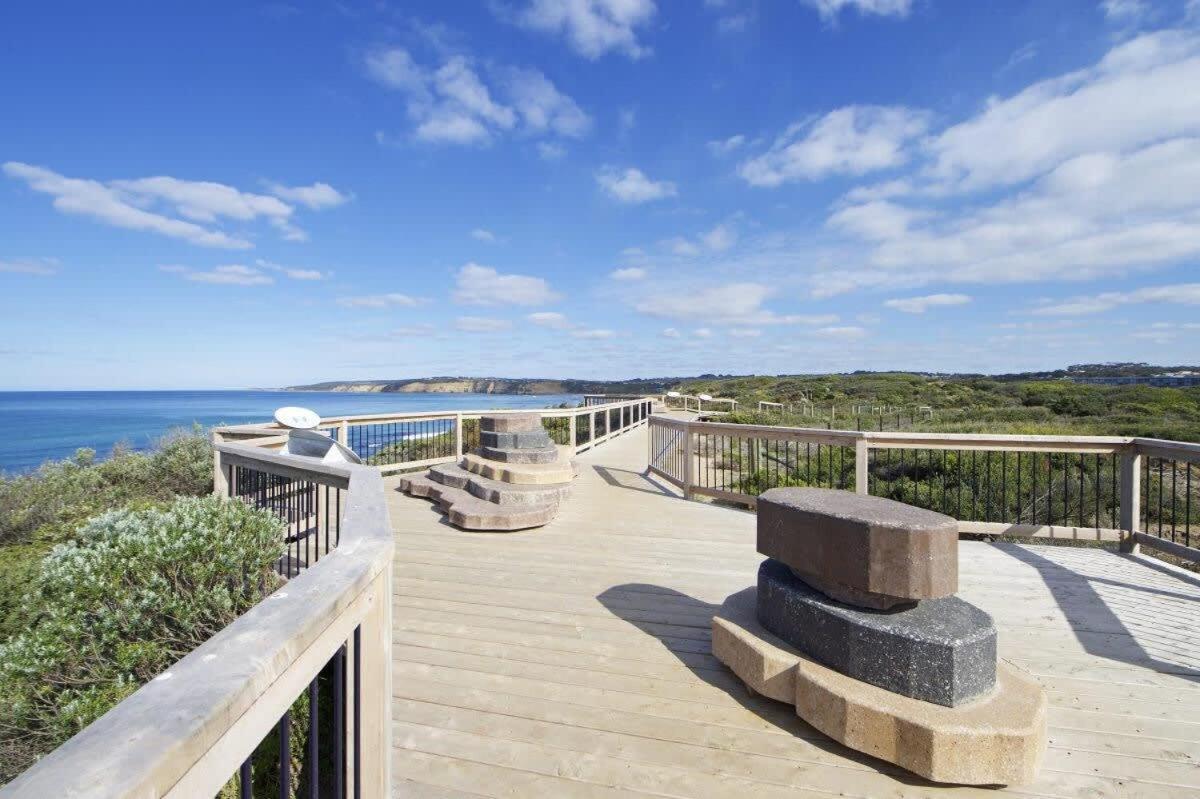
(0, 391, 582, 474)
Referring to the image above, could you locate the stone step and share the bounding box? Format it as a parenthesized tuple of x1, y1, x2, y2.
(402, 479, 558, 532)
(460, 453, 576, 486)
(428, 463, 571, 507)
(478, 445, 559, 464)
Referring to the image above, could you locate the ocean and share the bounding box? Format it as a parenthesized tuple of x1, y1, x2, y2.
(0, 390, 583, 474)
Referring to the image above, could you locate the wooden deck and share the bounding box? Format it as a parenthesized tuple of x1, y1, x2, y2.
(385, 423, 1200, 798)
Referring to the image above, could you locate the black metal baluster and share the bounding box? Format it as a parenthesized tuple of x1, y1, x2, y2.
(353, 627, 362, 799)
(278, 712, 290, 799)
(239, 758, 252, 799)
(334, 644, 346, 799)
(1171, 460, 1178, 541)
(307, 675, 319, 798)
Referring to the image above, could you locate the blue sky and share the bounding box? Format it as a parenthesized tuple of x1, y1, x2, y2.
(2, 0, 1199, 389)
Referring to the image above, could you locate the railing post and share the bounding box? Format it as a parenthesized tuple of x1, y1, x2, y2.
(1120, 449, 1142, 553)
(683, 425, 695, 500)
(854, 439, 869, 495)
(338, 420, 349, 447)
(568, 413, 577, 455)
(455, 413, 464, 457)
(590, 410, 597, 443)
(212, 432, 229, 497)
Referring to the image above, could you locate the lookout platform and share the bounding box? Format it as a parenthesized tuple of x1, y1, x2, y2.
(385, 423, 1200, 798)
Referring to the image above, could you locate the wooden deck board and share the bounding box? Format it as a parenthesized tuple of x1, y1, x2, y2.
(388, 425, 1200, 798)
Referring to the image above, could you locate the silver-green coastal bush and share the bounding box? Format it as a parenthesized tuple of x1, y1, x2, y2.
(0, 495, 284, 781)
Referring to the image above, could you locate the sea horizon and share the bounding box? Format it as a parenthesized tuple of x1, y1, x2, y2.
(0, 390, 583, 474)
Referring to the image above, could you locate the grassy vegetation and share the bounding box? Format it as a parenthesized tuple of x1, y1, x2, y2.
(0, 496, 285, 782)
(675, 373, 1200, 441)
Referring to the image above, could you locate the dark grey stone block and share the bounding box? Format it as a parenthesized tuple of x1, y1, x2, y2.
(478, 445, 559, 464)
(756, 558, 996, 707)
(758, 487, 959, 609)
(480, 430, 553, 450)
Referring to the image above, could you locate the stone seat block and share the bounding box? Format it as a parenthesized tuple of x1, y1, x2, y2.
(428, 463, 571, 507)
(479, 445, 559, 464)
(713, 588, 1046, 786)
(756, 558, 996, 706)
(479, 414, 542, 433)
(480, 430, 553, 450)
(758, 487, 958, 609)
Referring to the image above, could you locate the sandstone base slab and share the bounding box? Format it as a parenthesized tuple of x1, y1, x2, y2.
(757, 558, 996, 706)
(713, 588, 1046, 786)
(460, 452, 576, 485)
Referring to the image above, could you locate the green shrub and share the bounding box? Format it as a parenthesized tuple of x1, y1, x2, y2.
(0, 495, 284, 781)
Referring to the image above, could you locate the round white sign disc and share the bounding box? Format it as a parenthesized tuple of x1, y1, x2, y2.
(274, 406, 321, 430)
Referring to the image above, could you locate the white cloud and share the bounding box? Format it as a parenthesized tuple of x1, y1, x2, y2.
(661, 327, 681, 338)
(336, 293, 426, 308)
(596, 166, 677, 203)
(161, 264, 274, 286)
(700, 223, 737, 251)
(729, 328, 761, 338)
(365, 48, 589, 146)
(883, 293, 972, 313)
(707, 134, 746, 155)
(527, 311, 572, 328)
(0, 257, 58, 276)
(800, 0, 913, 21)
(255, 259, 327, 280)
(694, 327, 713, 338)
(662, 223, 738, 256)
(453, 262, 561, 306)
(456, 315, 513, 332)
(4, 163, 341, 249)
(265, 181, 351, 210)
(1101, 0, 1151, 24)
(571, 328, 615, 339)
(738, 106, 929, 187)
(501, 66, 592, 137)
(471, 228, 497, 243)
(510, 0, 657, 60)
(827, 201, 926, 241)
(4, 163, 252, 249)
(814, 325, 869, 339)
(537, 141, 567, 160)
(814, 30, 1200, 294)
(609, 266, 647, 281)
(633, 281, 837, 326)
(926, 30, 1200, 192)
(1030, 283, 1200, 316)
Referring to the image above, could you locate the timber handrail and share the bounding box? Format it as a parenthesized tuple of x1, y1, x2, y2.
(648, 415, 1200, 562)
(0, 442, 395, 798)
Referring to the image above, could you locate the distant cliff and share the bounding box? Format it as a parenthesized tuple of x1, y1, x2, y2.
(284, 377, 678, 395)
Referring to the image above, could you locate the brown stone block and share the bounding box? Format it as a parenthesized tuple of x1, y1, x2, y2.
(479, 414, 543, 433)
(758, 487, 958, 608)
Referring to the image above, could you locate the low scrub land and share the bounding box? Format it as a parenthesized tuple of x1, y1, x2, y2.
(676, 371, 1200, 441)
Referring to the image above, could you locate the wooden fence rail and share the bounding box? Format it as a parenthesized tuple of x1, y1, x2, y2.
(648, 415, 1200, 562)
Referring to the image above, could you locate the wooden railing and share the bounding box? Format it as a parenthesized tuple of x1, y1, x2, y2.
(662, 394, 738, 414)
(648, 415, 1200, 562)
(213, 397, 657, 475)
(0, 443, 394, 798)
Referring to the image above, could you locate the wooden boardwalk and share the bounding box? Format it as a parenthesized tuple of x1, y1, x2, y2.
(385, 424, 1200, 798)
